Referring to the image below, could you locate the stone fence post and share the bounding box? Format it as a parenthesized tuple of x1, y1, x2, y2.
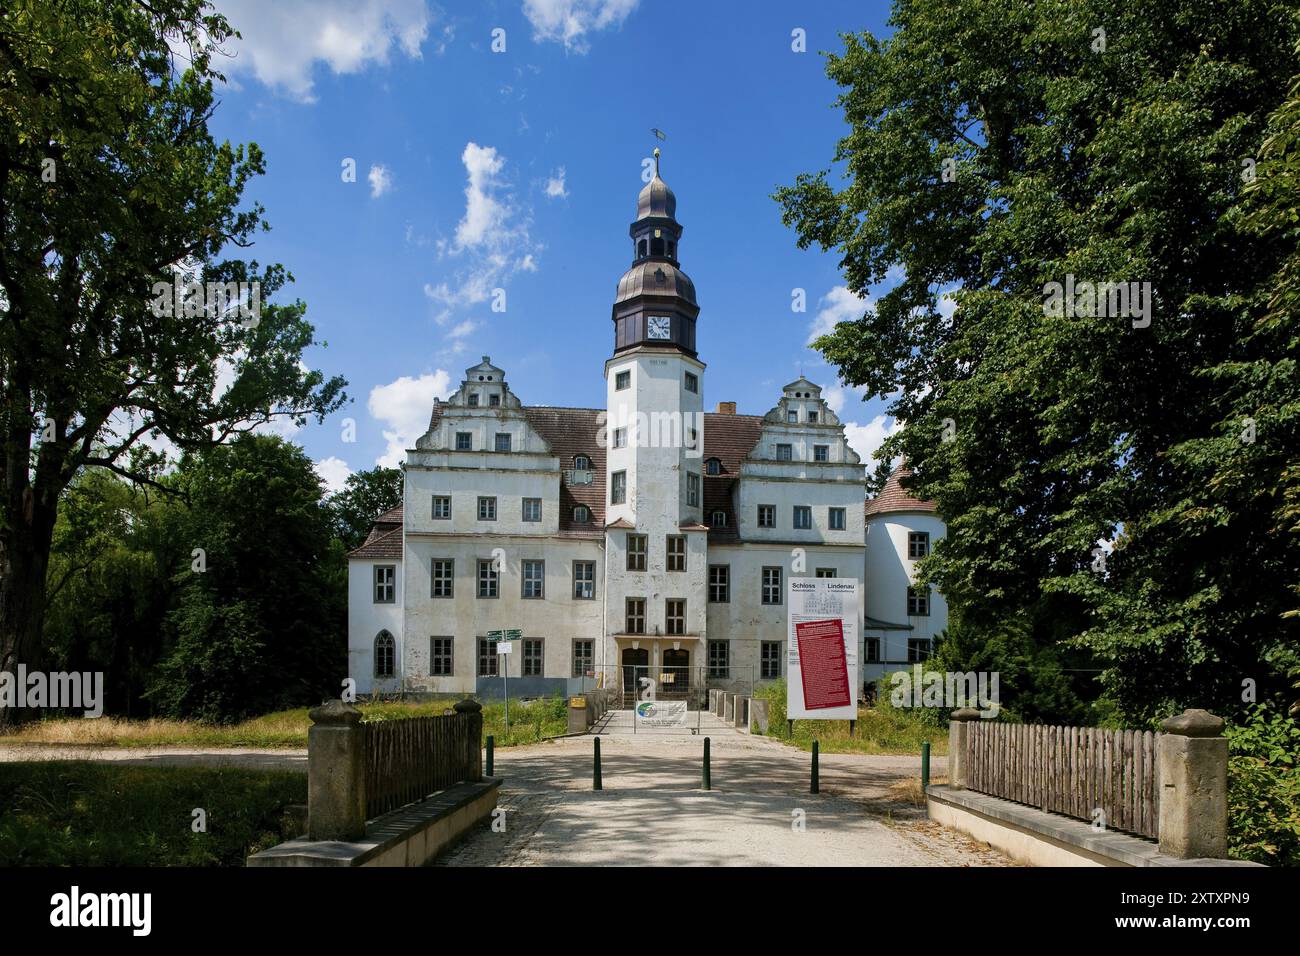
(1158, 709, 1228, 859)
(946, 707, 981, 790)
(455, 697, 484, 781)
(307, 700, 366, 841)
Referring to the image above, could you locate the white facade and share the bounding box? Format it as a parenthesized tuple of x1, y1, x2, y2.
(347, 161, 947, 700)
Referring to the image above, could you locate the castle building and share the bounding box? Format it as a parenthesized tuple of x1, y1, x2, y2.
(347, 154, 947, 701)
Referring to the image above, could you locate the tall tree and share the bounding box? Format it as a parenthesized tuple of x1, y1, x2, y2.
(327, 466, 402, 551)
(0, 0, 346, 710)
(776, 0, 1300, 722)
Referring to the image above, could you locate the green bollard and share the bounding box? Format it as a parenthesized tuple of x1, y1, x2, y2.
(702, 736, 711, 790)
(811, 740, 820, 794)
(921, 740, 930, 793)
(593, 736, 603, 791)
(486, 734, 495, 777)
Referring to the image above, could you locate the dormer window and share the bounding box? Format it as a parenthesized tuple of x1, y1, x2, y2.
(573, 505, 591, 523)
(705, 457, 722, 475)
(574, 454, 591, 470)
(787, 409, 798, 423)
(468, 393, 479, 406)
(488, 393, 501, 407)
(808, 410, 818, 423)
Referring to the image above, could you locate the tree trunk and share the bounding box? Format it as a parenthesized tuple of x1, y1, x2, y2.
(0, 473, 58, 729)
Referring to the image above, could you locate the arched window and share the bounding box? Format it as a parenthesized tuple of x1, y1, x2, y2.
(711, 510, 728, 527)
(666, 240, 676, 259)
(650, 236, 665, 256)
(374, 631, 395, 680)
(573, 505, 591, 523)
(705, 457, 722, 475)
(574, 454, 591, 470)
(637, 239, 648, 258)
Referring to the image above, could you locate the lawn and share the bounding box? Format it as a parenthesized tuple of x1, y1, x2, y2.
(0, 762, 306, 866)
(0, 696, 570, 750)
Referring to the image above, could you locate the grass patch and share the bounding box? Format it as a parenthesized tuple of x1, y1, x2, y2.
(753, 679, 948, 756)
(0, 762, 306, 866)
(0, 696, 569, 750)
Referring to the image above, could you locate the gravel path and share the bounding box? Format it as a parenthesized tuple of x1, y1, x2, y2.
(438, 730, 1009, 867)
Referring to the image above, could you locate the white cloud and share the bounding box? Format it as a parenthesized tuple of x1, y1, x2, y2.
(544, 166, 568, 199)
(522, 0, 639, 53)
(843, 414, 903, 468)
(809, 286, 872, 345)
(368, 163, 393, 198)
(454, 143, 509, 249)
(368, 370, 452, 467)
(210, 0, 432, 101)
(314, 456, 352, 493)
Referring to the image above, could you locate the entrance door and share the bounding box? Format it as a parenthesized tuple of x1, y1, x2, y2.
(621, 647, 649, 705)
(661, 647, 690, 698)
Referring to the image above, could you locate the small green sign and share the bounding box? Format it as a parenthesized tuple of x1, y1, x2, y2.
(504, 628, 522, 640)
(486, 629, 503, 640)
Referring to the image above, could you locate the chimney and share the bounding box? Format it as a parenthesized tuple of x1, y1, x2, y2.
(715, 401, 736, 415)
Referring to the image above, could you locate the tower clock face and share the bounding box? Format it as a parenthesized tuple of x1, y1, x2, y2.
(647, 316, 672, 340)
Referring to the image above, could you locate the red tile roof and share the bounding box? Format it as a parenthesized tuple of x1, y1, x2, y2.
(864, 466, 938, 516)
(349, 525, 402, 559)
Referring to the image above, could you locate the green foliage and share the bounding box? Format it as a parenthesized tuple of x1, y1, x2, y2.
(776, 0, 1300, 724)
(755, 679, 947, 755)
(0, 762, 305, 866)
(146, 435, 345, 722)
(1225, 703, 1300, 865)
(327, 466, 403, 551)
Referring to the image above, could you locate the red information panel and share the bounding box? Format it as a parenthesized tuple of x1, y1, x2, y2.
(794, 619, 851, 710)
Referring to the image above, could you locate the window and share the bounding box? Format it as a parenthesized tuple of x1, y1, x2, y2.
(686, 472, 699, 506)
(814, 444, 829, 462)
(495, 432, 512, 453)
(829, 507, 846, 531)
(432, 495, 451, 520)
(488, 393, 501, 407)
(374, 565, 395, 603)
(761, 641, 782, 680)
(686, 427, 698, 450)
(684, 371, 698, 393)
(625, 598, 646, 634)
(573, 505, 591, 523)
(478, 496, 497, 521)
(455, 431, 472, 451)
(705, 457, 721, 475)
(666, 535, 686, 571)
(574, 454, 591, 470)
(908, 532, 931, 559)
(431, 559, 454, 598)
(573, 561, 596, 599)
(907, 586, 930, 616)
(707, 640, 730, 678)
(429, 637, 453, 676)
(757, 504, 775, 528)
(908, 638, 933, 663)
(522, 497, 542, 522)
(787, 409, 798, 423)
(611, 470, 627, 505)
(468, 393, 479, 407)
(711, 510, 728, 527)
(626, 534, 647, 571)
(865, 637, 881, 663)
(776, 443, 793, 461)
(611, 427, 627, 449)
(808, 410, 819, 424)
(477, 638, 498, 677)
(374, 631, 395, 679)
(793, 505, 812, 530)
(615, 370, 631, 390)
(761, 566, 783, 605)
(523, 638, 543, 677)
(572, 639, 594, 678)
(708, 565, 730, 603)
(665, 599, 686, 635)
(477, 559, 499, 598)
(522, 560, 545, 599)
(816, 567, 836, 578)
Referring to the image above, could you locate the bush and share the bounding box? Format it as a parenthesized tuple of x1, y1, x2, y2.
(754, 679, 947, 755)
(1225, 704, 1300, 866)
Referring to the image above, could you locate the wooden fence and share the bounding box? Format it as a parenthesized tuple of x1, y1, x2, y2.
(364, 710, 481, 819)
(965, 722, 1161, 839)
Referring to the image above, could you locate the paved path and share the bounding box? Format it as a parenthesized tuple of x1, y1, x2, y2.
(441, 729, 1009, 867)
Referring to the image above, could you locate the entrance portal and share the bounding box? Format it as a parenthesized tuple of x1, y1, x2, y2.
(621, 647, 649, 705)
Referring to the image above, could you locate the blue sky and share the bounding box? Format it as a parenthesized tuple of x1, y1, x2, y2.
(202, 0, 903, 489)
